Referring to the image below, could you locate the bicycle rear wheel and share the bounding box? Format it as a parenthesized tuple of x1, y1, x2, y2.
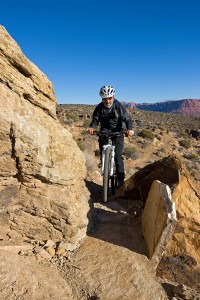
(103, 147, 111, 202)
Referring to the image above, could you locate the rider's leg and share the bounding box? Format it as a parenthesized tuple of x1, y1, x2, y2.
(98, 138, 103, 168)
(98, 130, 109, 168)
(113, 136, 125, 186)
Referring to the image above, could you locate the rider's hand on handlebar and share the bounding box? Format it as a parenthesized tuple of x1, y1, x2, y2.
(126, 130, 131, 138)
(89, 128, 94, 135)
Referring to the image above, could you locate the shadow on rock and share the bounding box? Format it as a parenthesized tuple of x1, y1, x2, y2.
(87, 206, 148, 256)
(85, 180, 103, 203)
(85, 179, 148, 256)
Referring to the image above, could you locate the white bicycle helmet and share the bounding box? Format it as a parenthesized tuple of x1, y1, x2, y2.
(99, 85, 115, 98)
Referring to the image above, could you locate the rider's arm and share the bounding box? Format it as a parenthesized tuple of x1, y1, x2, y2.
(120, 104, 133, 130)
(89, 105, 100, 130)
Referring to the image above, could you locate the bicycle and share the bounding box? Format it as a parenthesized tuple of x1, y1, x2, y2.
(96, 131, 123, 203)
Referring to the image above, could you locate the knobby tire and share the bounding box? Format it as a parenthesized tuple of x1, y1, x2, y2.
(103, 147, 111, 202)
(111, 173, 117, 195)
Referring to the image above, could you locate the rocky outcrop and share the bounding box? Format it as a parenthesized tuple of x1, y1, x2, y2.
(0, 25, 90, 247)
(117, 155, 200, 267)
(166, 175, 200, 265)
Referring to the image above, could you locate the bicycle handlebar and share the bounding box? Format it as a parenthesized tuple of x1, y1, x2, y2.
(87, 128, 134, 138)
(93, 131, 124, 138)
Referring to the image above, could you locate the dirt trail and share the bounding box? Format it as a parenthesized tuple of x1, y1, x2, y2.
(56, 196, 167, 300)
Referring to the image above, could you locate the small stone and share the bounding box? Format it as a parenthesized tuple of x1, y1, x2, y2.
(55, 246, 66, 255)
(59, 242, 77, 251)
(44, 240, 55, 248)
(34, 247, 52, 260)
(45, 246, 56, 257)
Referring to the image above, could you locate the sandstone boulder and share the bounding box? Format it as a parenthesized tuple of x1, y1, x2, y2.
(142, 180, 177, 268)
(118, 155, 200, 266)
(0, 25, 90, 247)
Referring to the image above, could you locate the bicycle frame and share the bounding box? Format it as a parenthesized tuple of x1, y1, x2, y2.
(93, 130, 122, 202)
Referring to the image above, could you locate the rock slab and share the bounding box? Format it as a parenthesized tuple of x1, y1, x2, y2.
(0, 250, 75, 300)
(142, 180, 177, 267)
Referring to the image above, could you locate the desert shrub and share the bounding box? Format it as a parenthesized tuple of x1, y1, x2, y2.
(183, 153, 198, 160)
(139, 140, 150, 149)
(76, 139, 85, 151)
(192, 162, 200, 170)
(190, 170, 196, 177)
(184, 159, 193, 169)
(185, 162, 195, 176)
(185, 160, 200, 179)
(81, 130, 87, 135)
(81, 129, 89, 135)
(178, 131, 189, 139)
(64, 113, 78, 123)
(179, 139, 191, 149)
(123, 146, 139, 160)
(63, 119, 73, 125)
(139, 129, 155, 141)
(83, 119, 91, 128)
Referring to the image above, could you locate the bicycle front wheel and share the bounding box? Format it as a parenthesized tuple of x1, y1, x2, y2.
(103, 147, 111, 202)
(111, 174, 118, 195)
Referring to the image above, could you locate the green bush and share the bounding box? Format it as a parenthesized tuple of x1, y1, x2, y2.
(179, 131, 189, 139)
(123, 146, 139, 160)
(184, 153, 198, 160)
(65, 113, 78, 123)
(83, 119, 91, 128)
(81, 129, 88, 135)
(179, 139, 191, 149)
(76, 139, 85, 151)
(140, 129, 155, 141)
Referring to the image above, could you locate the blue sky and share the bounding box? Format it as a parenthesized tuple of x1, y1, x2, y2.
(1, 0, 200, 104)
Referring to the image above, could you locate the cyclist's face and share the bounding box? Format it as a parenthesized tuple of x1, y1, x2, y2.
(102, 96, 114, 108)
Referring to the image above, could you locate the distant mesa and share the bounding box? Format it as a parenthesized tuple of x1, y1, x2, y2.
(120, 101, 137, 110)
(121, 99, 200, 116)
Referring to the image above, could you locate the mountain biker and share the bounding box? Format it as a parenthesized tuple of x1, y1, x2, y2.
(89, 85, 133, 187)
